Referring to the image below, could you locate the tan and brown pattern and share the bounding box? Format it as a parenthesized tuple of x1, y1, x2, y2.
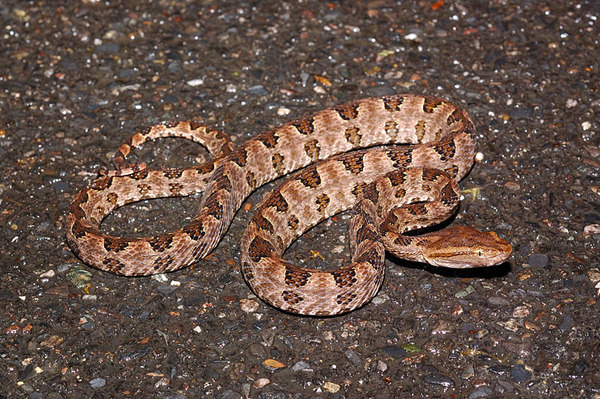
(65, 94, 512, 316)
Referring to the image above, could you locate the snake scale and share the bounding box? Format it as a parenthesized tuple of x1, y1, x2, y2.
(66, 94, 512, 316)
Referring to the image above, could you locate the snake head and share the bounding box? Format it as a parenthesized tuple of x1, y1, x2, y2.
(423, 225, 512, 268)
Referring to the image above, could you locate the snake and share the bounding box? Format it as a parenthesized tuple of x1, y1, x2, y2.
(65, 94, 512, 316)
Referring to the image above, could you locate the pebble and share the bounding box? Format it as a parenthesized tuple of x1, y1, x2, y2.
(376, 360, 388, 373)
(487, 296, 510, 306)
(423, 372, 453, 387)
(322, 381, 340, 393)
(156, 285, 178, 295)
(252, 378, 270, 388)
(461, 364, 474, 379)
(527, 253, 549, 268)
(95, 42, 120, 54)
(509, 107, 533, 118)
(263, 358, 285, 369)
(382, 345, 407, 358)
(559, 314, 574, 332)
(488, 365, 510, 375)
(239, 298, 260, 313)
(89, 377, 106, 389)
(186, 78, 204, 86)
(345, 349, 362, 367)
(291, 361, 311, 372)
(247, 85, 268, 95)
(510, 364, 531, 382)
(468, 387, 493, 399)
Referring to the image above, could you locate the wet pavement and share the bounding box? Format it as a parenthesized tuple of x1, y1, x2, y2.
(1, 1, 599, 398)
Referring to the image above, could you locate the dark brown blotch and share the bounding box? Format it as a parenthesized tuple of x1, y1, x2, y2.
(351, 181, 368, 198)
(315, 193, 330, 214)
(247, 236, 276, 262)
(414, 120, 426, 142)
(335, 292, 358, 306)
(331, 268, 357, 288)
(287, 216, 299, 231)
(405, 203, 428, 216)
(355, 247, 383, 270)
(203, 192, 224, 220)
(258, 132, 279, 149)
(297, 167, 321, 189)
(106, 192, 118, 205)
(446, 107, 464, 125)
(361, 183, 379, 203)
(137, 184, 151, 196)
(386, 170, 407, 186)
(230, 147, 248, 167)
(334, 101, 360, 120)
(440, 182, 459, 207)
(393, 235, 413, 247)
(345, 126, 362, 146)
(71, 219, 87, 239)
(291, 116, 315, 135)
(103, 237, 129, 252)
(272, 153, 285, 175)
(433, 138, 456, 161)
(169, 182, 184, 194)
(285, 266, 311, 287)
(382, 95, 405, 112)
(282, 290, 304, 305)
(103, 258, 127, 274)
(384, 120, 399, 138)
(252, 212, 274, 234)
(246, 170, 257, 190)
(90, 176, 113, 191)
(422, 168, 444, 182)
(422, 96, 444, 113)
(195, 161, 216, 175)
(147, 235, 174, 252)
(163, 169, 183, 179)
(128, 170, 149, 181)
(152, 255, 173, 272)
(263, 190, 289, 212)
(356, 224, 378, 243)
(387, 147, 413, 168)
(304, 138, 320, 162)
(338, 151, 365, 174)
(183, 220, 205, 240)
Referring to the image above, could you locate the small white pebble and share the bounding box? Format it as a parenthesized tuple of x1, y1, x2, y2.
(323, 381, 341, 393)
(240, 298, 260, 313)
(565, 98, 578, 108)
(277, 107, 291, 116)
(581, 121, 591, 131)
(475, 152, 485, 162)
(186, 78, 204, 86)
(170, 280, 181, 286)
(152, 274, 169, 283)
(193, 326, 202, 333)
(252, 378, 271, 389)
(313, 85, 326, 94)
(39, 269, 55, 278)
(404, 33, 418, 41)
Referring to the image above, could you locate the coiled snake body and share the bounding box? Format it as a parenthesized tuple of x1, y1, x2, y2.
(66, 94, 511, 316)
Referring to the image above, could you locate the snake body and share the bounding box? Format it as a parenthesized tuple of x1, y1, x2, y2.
(66, 94, 512, 315)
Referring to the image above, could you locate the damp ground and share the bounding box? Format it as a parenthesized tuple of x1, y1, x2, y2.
(0, 1, 599, 398)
